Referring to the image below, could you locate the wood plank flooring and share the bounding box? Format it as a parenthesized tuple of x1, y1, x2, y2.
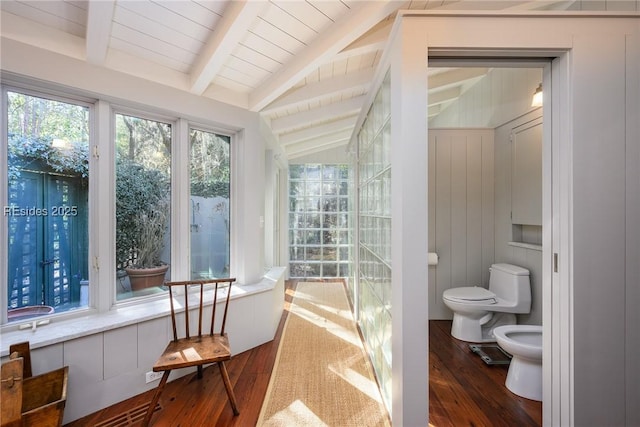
(429, 320, 541, 427)
(65, 281, 541, 426)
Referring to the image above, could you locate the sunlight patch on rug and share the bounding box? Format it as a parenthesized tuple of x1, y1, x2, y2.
(257, 282, 390, 427)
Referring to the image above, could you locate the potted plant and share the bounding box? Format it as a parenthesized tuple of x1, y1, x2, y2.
(116, 160, 170, 291)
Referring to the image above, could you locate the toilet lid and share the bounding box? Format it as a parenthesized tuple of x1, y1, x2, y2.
(444, 286, 496, 303)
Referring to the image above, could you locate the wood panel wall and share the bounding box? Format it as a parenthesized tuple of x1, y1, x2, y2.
(494, 111, 544, 326)
(428, 129, 495, 319)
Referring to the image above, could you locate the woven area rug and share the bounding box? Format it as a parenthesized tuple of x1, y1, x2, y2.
(257, 282, 391, 427)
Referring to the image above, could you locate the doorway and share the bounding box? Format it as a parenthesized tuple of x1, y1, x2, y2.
(426, 64, 546, 423)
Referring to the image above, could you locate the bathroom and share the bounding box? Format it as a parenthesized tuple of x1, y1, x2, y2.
(427, 65, 544, 405)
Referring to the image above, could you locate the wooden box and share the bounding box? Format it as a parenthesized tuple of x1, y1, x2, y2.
(1, 342, 68, 427)
(21, 366, 68, 427)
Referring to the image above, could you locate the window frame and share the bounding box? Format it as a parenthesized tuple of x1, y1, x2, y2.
(187, 124, 232, 281)
(110, 106, 175, 305)
(1, 83, 96, 325)
(1, 81, 237, 330)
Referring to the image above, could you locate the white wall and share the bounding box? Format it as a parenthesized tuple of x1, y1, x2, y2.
(428, 129, 495, 319)
(401, 13, 639, 426)
(388, 19, 429, 427)
(570, 27, 638, 426)
(625, 31, 640, 425)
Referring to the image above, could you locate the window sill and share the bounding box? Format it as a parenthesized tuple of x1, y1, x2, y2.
(0, 267, 285, 357)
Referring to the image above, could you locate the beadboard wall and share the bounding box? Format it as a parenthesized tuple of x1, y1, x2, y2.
(428, 67, 543, 322)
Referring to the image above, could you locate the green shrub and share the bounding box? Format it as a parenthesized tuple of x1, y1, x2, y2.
(116, 160, 169, 268)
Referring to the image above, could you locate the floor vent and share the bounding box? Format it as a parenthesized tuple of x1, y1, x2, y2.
(469, 344, 512, 365)
(94, 402, 162, 427)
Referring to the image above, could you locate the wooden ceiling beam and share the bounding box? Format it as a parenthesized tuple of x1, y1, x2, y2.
(262, 69, 374, 115)
(333, 20, 392, 62)
(270, 95, 365, 135)
(285, 137, 350, 158)
(281, 128, 353, 148)
(85, 0, 115, 65)
(249, 1, 406, 112)
(279, 116, 358, 146)
(190, 1, 264, 95)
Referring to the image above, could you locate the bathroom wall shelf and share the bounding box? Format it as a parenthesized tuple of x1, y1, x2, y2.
(507, 241, 542, 251)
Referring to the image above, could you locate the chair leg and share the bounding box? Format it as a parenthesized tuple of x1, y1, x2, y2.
(142, 370, 170, 427)
(197, 365, 203, 379)
(218, 362, 239, 415)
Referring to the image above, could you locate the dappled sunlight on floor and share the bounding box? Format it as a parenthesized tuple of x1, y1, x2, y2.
(329, 362, 383, 403)
(263, 399, 329, 427)
(289, 303, 362, 347)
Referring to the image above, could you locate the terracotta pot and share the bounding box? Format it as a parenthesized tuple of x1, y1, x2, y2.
(125, 264, 169, 291)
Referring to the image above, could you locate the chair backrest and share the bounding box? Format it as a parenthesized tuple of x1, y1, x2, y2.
(165, 278, 236, 341)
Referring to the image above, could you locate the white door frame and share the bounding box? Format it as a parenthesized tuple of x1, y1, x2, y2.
(425, 56, 565, 425)
(381, 14, 576, 426)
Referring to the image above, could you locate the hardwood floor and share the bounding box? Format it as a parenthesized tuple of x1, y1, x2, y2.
(65, 281, 541, 426)
(429, 320, 541, 427)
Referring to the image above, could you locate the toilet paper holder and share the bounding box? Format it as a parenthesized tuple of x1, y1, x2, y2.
(428, 252, 438, 266)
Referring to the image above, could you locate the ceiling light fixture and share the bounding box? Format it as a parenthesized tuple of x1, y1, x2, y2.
(531, 83, 543, 107)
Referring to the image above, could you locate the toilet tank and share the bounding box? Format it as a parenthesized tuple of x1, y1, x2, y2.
(488, 263, 531, 311)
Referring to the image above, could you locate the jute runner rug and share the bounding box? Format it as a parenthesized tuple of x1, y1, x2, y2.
(257, 282, 391, 427)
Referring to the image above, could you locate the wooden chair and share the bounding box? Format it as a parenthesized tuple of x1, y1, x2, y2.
(142, 278, 239, 426)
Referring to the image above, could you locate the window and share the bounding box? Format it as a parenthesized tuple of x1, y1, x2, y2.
(2, 81, 236, 327)
(289, 164, 350, 278)
(115, 113, 171, 300)
(5, 90, 90, 322)
(189, 128, 230, 279)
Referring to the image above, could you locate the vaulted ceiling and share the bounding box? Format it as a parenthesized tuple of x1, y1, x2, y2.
(1, 0, 624, 160)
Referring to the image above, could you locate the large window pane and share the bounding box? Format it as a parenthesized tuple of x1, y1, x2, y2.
(115, 114, 171, 300)
(189, 129, 230, 279)
(6, 91, 89, 322)
(288, 164, 350, 279)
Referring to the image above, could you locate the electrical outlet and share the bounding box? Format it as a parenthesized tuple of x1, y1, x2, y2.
(145, 371, 163, 383)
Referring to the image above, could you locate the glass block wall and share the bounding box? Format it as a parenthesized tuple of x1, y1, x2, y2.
(289, 164, 350, 278)
(357, 70, 392, 410)
(346, 150, 357, 303)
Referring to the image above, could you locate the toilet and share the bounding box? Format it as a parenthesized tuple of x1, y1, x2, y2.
(494, 324, 543, 401)
(442, 263, 531, 342)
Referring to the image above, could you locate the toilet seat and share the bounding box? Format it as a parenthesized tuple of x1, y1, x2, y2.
(443, 286, 497, 304)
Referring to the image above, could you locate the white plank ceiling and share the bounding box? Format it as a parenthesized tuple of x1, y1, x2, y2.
(2, 0, 637, 159)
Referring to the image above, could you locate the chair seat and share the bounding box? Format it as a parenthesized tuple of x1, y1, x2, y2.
(154, 334, 230, 372)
